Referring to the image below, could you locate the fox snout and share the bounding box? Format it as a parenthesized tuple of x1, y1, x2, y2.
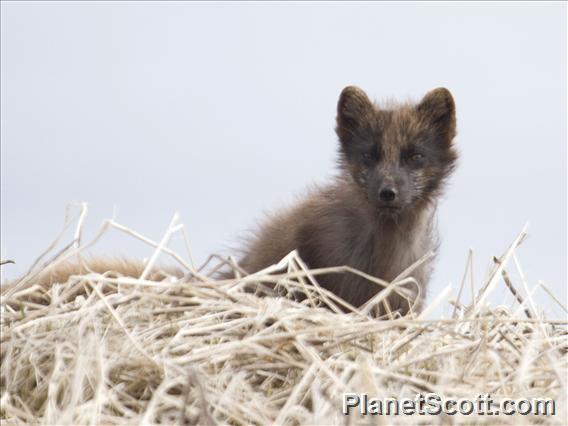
(377, 173, 398, 203)
(370, 169, 410, 211)
(378, 186, 397, 203)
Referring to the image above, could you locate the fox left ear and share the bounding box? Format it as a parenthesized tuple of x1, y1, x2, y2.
(336, 86, 375, 146)
(417, 88, 456, 143)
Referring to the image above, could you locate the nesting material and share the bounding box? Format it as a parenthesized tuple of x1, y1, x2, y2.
(1, 207, 566, 424)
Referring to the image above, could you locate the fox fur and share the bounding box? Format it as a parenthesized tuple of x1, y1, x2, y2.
(2, 86, 458, 317)
(231, 86, 458, 315)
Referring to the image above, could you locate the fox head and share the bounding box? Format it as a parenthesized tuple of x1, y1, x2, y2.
(335, 86, 458, 216)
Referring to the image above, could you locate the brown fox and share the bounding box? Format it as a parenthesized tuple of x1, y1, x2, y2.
(3, 86, 457, 316)
(232, 86, 458, 315)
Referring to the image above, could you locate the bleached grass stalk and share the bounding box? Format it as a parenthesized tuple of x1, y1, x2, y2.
(1, 208, 566, 425)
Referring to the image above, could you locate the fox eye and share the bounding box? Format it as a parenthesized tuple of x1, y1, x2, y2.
(410, 153, 424, 162)
(360, 152, 373, 163)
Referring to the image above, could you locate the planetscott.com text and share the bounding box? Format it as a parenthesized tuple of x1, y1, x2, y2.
(342, 393, 556, 416)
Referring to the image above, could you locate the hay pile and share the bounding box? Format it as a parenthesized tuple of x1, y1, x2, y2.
(1, 207, 566, 425)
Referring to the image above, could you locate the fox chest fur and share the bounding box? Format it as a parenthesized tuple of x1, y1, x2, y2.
(239, 182, 437, 314)
(236, 86, 458, 316)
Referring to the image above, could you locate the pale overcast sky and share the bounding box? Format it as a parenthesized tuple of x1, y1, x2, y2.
(1, 2, 566, 317)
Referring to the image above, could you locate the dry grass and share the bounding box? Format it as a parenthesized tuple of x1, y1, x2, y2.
(1, 205, 566, 425)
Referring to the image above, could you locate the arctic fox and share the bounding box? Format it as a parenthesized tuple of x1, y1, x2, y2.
(231, 86, 458, 315)
(3, 86, 458, 316)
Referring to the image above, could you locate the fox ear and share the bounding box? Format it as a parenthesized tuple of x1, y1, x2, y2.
(336, 86, 374, 144)
(417, 88, 456, 142)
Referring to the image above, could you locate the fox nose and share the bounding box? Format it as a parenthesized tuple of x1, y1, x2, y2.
(379, 187, 397, 202)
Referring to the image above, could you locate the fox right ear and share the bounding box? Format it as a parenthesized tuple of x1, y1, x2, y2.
(336, 86, 374, 144)
(417, 88, 456, 142)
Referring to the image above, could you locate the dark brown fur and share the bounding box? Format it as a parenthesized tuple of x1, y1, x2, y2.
(2, 87, 457, 317)
(233, 86, 458, 316)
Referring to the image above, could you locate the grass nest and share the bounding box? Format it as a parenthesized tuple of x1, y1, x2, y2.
(1, 205, 566, 424)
